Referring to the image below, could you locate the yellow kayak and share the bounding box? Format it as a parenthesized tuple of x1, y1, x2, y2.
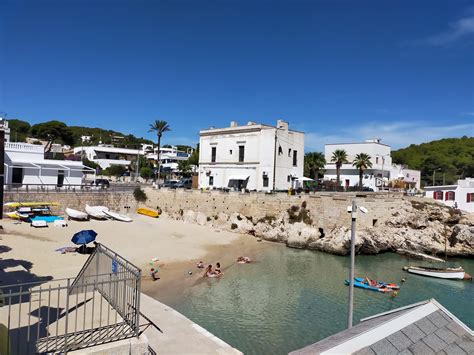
(137, 207, 159, 218)
(4, 202, 60, 208)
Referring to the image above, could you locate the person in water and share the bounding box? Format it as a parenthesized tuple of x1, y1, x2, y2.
(203, 265, 213, 277)
(214, 262, 223, 276)
(150, 268, 159, 281)
(237, 256, 251, 264)
(196, 261, 204, 268)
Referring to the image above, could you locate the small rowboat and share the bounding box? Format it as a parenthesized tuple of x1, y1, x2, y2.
(4, 202, 60, 207)
(65, 208, 89, 220)
(344, 278, 399, 293)
(403, 266, 472, 280)
(6, 211, 29, 220)
(137, 207, 159, 218)
(103, 210, 133, 222)
(85, 205, 109, 219)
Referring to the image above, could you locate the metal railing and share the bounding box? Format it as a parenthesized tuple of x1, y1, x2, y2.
(0, 243, 142, 354)
(4, 183, 140, 194)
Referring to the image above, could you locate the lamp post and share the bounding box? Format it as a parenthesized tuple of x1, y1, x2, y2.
(347, 199, 368, 329)
(376, 154, 389, 191)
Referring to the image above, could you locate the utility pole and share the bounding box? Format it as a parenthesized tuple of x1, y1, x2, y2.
(443, 173, 445, 186)
(136, 146, 140, 182)
(433, 170, 436, 186)
(347, 199, 357, 329)
(272, 128, 278, 192)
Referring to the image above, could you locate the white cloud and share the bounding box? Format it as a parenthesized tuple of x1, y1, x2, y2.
(417, 16, 474, 46)
(305, 121, 474, 152)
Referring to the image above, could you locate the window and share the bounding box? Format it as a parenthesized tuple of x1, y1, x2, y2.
(211, 147, 216, 163)
(12, 167, 23, 184)
(467, 193, 473, 203)
(263, 175, 269, 187)
(445, 191, 455, 201)
(288, 148, 292, 157)
(434, 191, 443, 200)
(376, 157, 379, 164)
(229, 149, 232, 155)
(278, 146, 283, 155)
(287, 175, 291, 182)
(238, 145, 245, 162)
(209, 176, 214, 186)
(57, 170, 65, 188)
(293, 150, 298, 166)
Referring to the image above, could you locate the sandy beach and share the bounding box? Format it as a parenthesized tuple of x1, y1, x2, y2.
(0, 214, 271, 302)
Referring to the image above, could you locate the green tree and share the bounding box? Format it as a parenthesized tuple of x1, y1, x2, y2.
(108, 165, 126, 177)
(148, 120, 171, 183)
(188, 144, 199, 166)
(331, 149, 348, 187)
(8, 119, 30, 142)
(304, 152, 326, 180)
(140, 167, 153, 182)
(30, 120, 74, 153)
(177, 160, 192, 177)
(352, 153, 373, 188)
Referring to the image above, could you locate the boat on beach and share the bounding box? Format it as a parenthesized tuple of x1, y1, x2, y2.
(137, 207, 159, 218)
(85, 205, 109, 219)
(65, 207, 89, 220)
(403, 266, 472, 280)
(103, 210, 133, 222)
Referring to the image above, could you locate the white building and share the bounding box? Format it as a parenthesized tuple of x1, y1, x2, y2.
(144, 146, 192, 173)
(323, 139, 421, 191)
(4, 142, 91, 186)
(198, 120, 304, 191)
(424, 178, 474, 213)
(73, 145, 143, 169)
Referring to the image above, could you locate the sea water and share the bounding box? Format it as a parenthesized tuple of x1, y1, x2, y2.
(168, 245, 474, 355)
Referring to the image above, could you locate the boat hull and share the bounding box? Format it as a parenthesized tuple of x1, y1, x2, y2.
(137, 207, 159, 218)
(405, 266, 465, 280)
(65, 208, 89, 220)
(85, 205, 109, 219)
(104, 210, 133, 222)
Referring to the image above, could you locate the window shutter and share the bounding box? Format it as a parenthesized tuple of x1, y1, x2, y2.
(467, 193, 471, 203)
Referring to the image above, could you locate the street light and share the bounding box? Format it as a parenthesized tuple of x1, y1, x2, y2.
(376, 154, 390, 191)
(346, 199, 368, 329)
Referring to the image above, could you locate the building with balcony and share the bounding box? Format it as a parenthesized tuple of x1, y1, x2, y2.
(424, 178, 474, 213)
(323, 139, 421, 191)
(4, 142, 92, 186)
(144, 146, 193, 173)
(198, 120, 304, 191)
(73, 145, 143, 169)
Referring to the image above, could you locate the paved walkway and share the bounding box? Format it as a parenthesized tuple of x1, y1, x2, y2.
(140, 293, 242, 355)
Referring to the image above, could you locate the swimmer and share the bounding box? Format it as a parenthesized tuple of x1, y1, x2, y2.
(215, 262, 223, 276)
(197, 261, 204, 269)
(150, 268, 159, 281)
(237, 256, 251, 264)
(203, 264, 213, 278)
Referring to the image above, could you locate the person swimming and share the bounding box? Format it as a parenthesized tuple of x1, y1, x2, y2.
(237, 256, 251, 264)
(196, 261, 204, 268)
(203, 265, 213, 277)
(214, 262, 223, 276)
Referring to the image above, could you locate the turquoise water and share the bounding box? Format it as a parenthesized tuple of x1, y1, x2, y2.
(168, 245, 474, 355)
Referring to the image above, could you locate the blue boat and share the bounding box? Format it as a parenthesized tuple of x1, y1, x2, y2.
(28, 215, 64, 223)
(344, 277, 396, 293)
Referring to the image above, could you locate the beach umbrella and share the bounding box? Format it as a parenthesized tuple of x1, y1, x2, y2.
(71, 230, 97, 245)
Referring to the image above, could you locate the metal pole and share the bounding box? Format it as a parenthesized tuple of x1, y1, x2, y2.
(381, 157, 384, 191)
(443, 173, 445, 186)
(0, 129, 4, 219)
(136, 147, 140, 182)
(347, 199, 357, 329)
(272, 128, 278, 192)
(433, 170, 435, 186)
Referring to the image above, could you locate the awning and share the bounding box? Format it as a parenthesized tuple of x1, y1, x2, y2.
(5, 160, 95, 172)
(228, 175, 249, 181)
(296, 177, 314, 182)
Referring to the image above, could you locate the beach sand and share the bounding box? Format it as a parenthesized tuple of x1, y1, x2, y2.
(0, 214, 271, 302)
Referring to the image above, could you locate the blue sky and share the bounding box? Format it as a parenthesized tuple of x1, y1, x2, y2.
(1, 0, 473, 151)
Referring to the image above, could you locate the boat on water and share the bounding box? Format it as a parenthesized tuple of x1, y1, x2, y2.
(104, 210, 133, 222)
(137, 207, 159, 218)
(65, 207, 89, 220)
(85, 205, 109, 219)
(403, 266, 472, 280)
(344, 277, 399, 293)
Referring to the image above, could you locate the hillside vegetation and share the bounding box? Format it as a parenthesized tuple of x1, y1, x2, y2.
(392, 136, 474, 187)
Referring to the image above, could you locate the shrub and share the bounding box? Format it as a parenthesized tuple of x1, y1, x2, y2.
(133, 187, 147, 203)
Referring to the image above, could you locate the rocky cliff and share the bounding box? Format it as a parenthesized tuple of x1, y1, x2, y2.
(145, 190, 473, 257)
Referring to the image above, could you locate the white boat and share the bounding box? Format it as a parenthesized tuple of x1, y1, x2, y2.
(403, 266, 472, 280)
(85, 205, 109, 219)
(65, 207, 89, 220)
(103, 210, 133, 222)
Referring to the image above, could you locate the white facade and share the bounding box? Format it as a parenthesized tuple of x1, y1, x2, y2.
(198, 120, 304, 191)
(145, 146, 192, 172)
(4, 142, 90, 186)
(424, 178, 474, 213)
(323, 139, 421, 190)
(73, 145, 143, 169)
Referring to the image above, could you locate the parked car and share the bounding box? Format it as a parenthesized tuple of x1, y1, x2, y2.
(175, 178, 192, 189)
(90, 178, 110, 187)
(162, 180, 179, 188)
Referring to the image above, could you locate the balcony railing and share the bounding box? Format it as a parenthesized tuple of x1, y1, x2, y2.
(5, 142, 45, 153)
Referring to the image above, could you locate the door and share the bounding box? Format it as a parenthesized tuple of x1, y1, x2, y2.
(345, 179, 350, 189)
(12, 168, 23, 185)
(57, 170, 65, 187)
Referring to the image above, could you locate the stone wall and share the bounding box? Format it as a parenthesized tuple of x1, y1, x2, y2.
(3, 191, 135, 214)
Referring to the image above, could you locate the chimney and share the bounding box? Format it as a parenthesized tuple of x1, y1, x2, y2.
(277, 119, 288, 131)
(230, 121, 237, 128)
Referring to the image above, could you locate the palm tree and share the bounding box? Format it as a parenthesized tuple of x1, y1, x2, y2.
(304, 152, 326, 181)
(148, 120, 171, 184)
(331, 149, 348, 188)
(352, 153, 373, 189)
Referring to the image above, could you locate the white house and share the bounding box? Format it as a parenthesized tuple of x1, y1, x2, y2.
(198, 120, 304, 191)
(144, 146, 192, 173)
(4, 142, 91, 187)
(73, 145, 143, 169)
(323, 139, 421, 191)
(424, 178, 474, 213)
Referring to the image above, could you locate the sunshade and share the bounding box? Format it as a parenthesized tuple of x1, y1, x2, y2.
(71, 230, 97, 245)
